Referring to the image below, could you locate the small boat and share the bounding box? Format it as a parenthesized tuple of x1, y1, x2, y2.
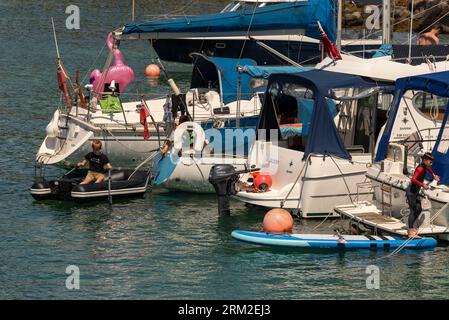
(231, 230, 437, 250)
(30, 169, 150, 202)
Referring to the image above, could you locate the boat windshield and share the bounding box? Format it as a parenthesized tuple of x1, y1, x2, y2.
(412, 91, 449, 122)
(270, 82, 388, 154)
(270, 84, 337, 151)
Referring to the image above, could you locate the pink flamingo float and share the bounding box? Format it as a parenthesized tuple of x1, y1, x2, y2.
(90, 33, 135, 97)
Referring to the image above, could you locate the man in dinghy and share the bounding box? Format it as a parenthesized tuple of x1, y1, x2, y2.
(406, 152, 440, 238)
(77, 140, 113, 184)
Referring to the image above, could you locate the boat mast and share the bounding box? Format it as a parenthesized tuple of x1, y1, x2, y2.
(132, 0, 135, 21)
(336, 0, 342, 50)
(51, 18, 61, 60)
(382, 0, 391, 44)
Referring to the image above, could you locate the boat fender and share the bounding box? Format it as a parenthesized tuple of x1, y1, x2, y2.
(172, 121, 205, 159)
(168, 78, 181, 96)
(252, 172, 272, 191)
(45, 109, 60, 138)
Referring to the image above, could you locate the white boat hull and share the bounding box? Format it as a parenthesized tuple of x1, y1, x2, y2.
(234, 141, 373, 218)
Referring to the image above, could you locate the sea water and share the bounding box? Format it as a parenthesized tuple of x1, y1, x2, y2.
(1, 0, 449, 299)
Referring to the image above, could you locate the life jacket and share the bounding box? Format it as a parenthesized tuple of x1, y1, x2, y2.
(410, 162, 427, 193)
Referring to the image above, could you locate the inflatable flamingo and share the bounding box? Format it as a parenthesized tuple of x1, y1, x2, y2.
(90, 33, 135, 97)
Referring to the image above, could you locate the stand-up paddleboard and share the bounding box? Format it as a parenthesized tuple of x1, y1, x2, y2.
(231, 231, 437, 250)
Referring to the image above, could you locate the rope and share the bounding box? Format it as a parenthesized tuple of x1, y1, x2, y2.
(382, 200, 449, 258)
(127, 149, 160, 181)
(312, 211, 334, 231)
(329, 155, 355, 205)
(237, 0, 259, 63)
(102, 127, 169, 154)
(80, 41, 107, 85)
(280, 154, 311, 209)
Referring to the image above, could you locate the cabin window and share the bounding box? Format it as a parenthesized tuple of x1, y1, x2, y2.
(412, 91, 449, 121)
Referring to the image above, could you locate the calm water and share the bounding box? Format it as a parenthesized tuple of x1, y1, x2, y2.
(1, 1, 449, 300)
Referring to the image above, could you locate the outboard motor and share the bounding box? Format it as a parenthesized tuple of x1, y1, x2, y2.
(209, 164, 259, 216)
(208, 165, 241, 216)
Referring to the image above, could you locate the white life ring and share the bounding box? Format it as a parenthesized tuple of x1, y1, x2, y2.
(171, 121, 205, 161)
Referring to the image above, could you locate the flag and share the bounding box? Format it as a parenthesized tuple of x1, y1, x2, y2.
(140, 101, 151, 140)
(318, 21, 342, 61)
(57, 66, 72, 109)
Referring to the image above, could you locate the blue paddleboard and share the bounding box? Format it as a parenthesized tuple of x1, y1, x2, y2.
(231, 230, 437, 250)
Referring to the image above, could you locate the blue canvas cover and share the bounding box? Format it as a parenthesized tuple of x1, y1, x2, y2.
(242, 65, 311, 79)
(258, 70, 391, 160)
(190, 53, 257, 104)
(122, 1, 336, 42)
(375, 71, 449, 163)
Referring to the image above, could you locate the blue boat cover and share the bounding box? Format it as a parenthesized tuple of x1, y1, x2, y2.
(375, 71, 449, 165)
(122, 1, 336, 43)
(258, 70, 391, 160)
(242, 65, 312, 79)
(190, 53, 257, 104)
(372, 44, 393, 58)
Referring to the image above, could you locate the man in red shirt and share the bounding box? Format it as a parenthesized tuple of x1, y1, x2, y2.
(406, 152, 440, 238)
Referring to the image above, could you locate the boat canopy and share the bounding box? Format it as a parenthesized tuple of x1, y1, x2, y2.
(375, 71, 449, 184)
(119, 1, 336, 42)
(259, 70, 392, 160)
(190, 53, 257, 105)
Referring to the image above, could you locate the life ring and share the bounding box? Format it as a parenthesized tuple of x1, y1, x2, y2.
(171, 121, 206, 161)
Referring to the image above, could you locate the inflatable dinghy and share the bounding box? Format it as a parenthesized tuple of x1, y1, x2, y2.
(31, 169, 150, 201)
(231, 231, 437, 250)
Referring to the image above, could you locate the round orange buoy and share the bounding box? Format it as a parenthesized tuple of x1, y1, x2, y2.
(252, 172, 272, 191)
(145, 64, 161, 78)
(263, 208, 294, 233)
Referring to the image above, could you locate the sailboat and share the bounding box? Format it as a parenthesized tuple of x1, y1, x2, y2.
(115, 0, 381, 65)
(36, 47, 262, 169)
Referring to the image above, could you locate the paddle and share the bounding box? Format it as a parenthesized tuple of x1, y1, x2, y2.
(108, 169, 112, 206)
(63, 167, 77, 177)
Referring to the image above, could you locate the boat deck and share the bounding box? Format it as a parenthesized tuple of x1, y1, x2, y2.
(334, 202, 449, 236)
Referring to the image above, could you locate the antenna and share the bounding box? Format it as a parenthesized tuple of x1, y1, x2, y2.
(51, 17, 61, 60)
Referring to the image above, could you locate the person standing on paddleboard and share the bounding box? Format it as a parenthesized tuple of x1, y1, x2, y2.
(406, 152, 440, 238)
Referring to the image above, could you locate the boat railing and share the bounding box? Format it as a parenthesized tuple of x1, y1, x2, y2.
(355, 182, 374, 204)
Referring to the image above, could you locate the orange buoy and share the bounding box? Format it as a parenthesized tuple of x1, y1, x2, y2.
(145, 64, 161, 78)
(252, 172, 272, 191)
(263, 208, 294, 233)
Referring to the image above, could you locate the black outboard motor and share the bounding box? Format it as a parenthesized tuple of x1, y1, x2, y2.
(209, 164, 259, 216)
(209, 164, 240, 216)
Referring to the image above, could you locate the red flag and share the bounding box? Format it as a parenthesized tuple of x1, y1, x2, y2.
(57, 67, 72, 109)
(318, 22, 342, 61)
(140, 102, 151, 140)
